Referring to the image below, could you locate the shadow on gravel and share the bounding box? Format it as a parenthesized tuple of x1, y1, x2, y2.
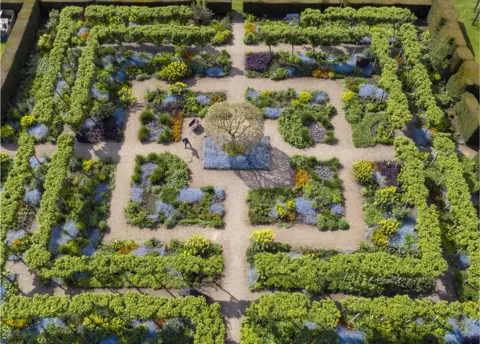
(235, 148, 295, 188)
(219, 299, 250, 319)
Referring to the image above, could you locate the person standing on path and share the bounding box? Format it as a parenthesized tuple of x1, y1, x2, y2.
(181, 136, 192, 149)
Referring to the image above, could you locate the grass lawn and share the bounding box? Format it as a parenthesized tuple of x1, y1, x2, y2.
(232, 0, 243, 12)
(454, 0, 480, 63)
(0, 42, 6, 59)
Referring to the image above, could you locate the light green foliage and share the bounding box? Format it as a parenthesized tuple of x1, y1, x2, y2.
(374, 186, 399, 209)
(0, 125, 14, 139)
(157, 61, 189, 81)
(352, 160, 373, 184)
(0, 134, 35, 270)
(241, 293, 340, 344)
(371, 28, 412, 130)
(242, 293, 478, 344)
(20, 115, 36, 128)
(1, 292, 225, 344)
(433, 134, 480, 301)
(297, 91, 312, 103)
(184, 235, 211, 257)
(399, 23, 444, 128)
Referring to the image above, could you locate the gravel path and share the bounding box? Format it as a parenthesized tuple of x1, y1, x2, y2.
(1, 13, 454, 343)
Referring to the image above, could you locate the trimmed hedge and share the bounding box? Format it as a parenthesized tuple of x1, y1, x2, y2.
(1, 292, 225, 344)
(0, 133, 35, 270)
(433, 134, 480, 301)
(241, 292, 479, 344)
(399, 23, 445, 128)
(455, 92, 480, 145)
(65, 24, 216, 129)
(84, 5, 193, 25)
(31, 6, 82, 134)
(371, 27, 412, 130)
(1, 0, 41, 119)
(243, 1, 431, 18)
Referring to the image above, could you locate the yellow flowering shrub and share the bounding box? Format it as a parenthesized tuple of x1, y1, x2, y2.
(295, 169, 310, 188)
(20, 115, 36, 128)
(298, 91, 312, 103)
(249, 229, 275, 247)
(341, 91, 356, 103)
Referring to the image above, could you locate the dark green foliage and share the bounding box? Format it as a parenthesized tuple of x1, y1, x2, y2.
(140, 110, 155, 124)
(278, 105, 335, 148)
(138, 126, 150, 142)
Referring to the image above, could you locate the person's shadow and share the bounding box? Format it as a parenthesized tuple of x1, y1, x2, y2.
(186, 146, 200, 162)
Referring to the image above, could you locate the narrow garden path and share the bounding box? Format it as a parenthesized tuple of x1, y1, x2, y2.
(5, 12, 451, 343)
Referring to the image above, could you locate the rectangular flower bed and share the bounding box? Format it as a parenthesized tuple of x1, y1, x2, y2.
(246, 88, 336, 148)
(245, 50, 374, 80)
(342, 77, 392, 148)
(46, 156, 116, 258)
(247, 155, 348, 230)
(125, 152, 225, 228)
(139, 83, 226, 143)
(203, 136, 270, 170)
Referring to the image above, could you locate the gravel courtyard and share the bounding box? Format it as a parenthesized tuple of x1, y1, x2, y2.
(2, 12, 436, 344)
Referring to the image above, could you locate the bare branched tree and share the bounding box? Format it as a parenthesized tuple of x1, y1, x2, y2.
(205, 102, 264, 155)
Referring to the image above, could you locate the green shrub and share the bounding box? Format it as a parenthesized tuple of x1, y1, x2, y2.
(138, 126, 150, 142)
(158, 127, 173, 143)
(158, 113, 172, 125)
(271, 68, 289, 80)
(352, 160, 373, 184)
(150, 165, 167, 185)
(157, 61, 189, 81)
(140, 110, 155, 124)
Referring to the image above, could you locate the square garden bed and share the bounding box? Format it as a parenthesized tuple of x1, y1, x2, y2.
(247, 155, 349, 230)
(125, 152, 226, 228)
(139, 83, 226, 143)
(245, 87, 336, 148)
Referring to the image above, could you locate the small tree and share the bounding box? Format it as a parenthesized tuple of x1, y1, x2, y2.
(205, 102, 264, 156)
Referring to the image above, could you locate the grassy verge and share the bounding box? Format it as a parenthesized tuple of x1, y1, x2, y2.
(454, 0, 480, 63)
(232, 0, 243, 12)
(0, 42, 6, 59)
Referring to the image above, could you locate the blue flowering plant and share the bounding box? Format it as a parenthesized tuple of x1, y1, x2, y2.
(46, 156, 116, 258)
(247, 155, 349, 230)
(245, 87, 331, 121)
(125, 152, 225, 228)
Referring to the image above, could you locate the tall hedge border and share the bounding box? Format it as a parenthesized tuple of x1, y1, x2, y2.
(433, 134, 480, 301)
(0, 133, 35, 270)
(241, 292, 479, 343)
(1, 292, 225, 344)
(243, 1, 431, 18)
(0, 0, 41, 119)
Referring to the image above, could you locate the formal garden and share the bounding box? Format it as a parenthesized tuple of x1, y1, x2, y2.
(0, 1, 479, 343)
